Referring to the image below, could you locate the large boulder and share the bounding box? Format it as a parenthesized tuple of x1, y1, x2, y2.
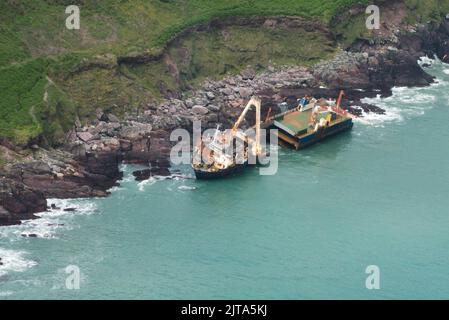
(119, 122, 152, 140)
(122, 130, 172, 164)
(241, 67, 256, 80)
(206, 91, 216, 100)
(77, 132, 95, 142)
(238, 87, 253, 99)
(0, 178, 47, 225)
(191, 105, 209, 115)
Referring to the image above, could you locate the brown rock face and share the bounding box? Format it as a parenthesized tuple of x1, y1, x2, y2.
(0, 178, 47, 225)
(122, 130, 172, 165)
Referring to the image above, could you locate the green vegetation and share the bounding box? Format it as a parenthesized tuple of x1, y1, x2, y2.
(0, 0, 448, 145)
(405, 0, 449, 23)
(1, 0, 369, 67)
(169, 25, 335, 86)
(333, 0, 449, 47)
(0, 58, 48, 145)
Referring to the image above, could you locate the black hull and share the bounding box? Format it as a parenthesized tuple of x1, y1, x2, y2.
(193, 163, 247, 180)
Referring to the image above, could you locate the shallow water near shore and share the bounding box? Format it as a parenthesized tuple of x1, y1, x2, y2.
(1, 59, 449, 299)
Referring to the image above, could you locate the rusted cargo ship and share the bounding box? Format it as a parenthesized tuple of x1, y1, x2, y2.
(192, 91, 354, 179)
(192, 97, 261, 179)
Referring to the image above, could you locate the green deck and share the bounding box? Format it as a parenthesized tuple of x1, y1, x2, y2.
(273, 109, 312, 136)
(272, 108, 347, 137)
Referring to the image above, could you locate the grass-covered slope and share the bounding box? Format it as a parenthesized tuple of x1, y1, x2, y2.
(0, 0, 369, 66)
(0, 0, 448, 145)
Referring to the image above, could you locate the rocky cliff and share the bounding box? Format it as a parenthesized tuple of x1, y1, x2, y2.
(1, 1, 449, 225)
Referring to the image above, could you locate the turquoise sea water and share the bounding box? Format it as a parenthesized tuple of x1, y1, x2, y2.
(1, 58, 449, 299)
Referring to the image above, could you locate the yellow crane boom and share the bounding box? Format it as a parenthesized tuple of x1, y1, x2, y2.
(232, 96, 262, 156)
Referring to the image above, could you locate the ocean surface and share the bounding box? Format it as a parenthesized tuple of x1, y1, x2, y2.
(1, 58, 449, 299)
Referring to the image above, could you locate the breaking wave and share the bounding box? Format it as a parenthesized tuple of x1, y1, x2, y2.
(137, 174, 194, 192)
(358, 89, 437, 127)
(0, 199, 98, 240)
(0, 198, 98, 283)
(138, 177, 157, 191)
(178, 185, 197, 191)
(356, 57, 448, 127)
(0, 248, 37, 278)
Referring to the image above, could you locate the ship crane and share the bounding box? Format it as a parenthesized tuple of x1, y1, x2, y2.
(232, 96, 262, 156)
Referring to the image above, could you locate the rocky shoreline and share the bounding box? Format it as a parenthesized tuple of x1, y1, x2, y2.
(1, 14, 448, 226)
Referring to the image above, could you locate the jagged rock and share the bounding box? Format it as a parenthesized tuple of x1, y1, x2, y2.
(191, 105, 209, 115)
(194, 96, 208, 106)
(220, 87, 233, 96)
(230, 99, 244, 108)
(168, 105, 178, 114)
(241, 67, 256, 80)
(205, 114, 219, 123)
(0, 178, 47, 225)
(107, 113, 120, 123)
(96, 108, 104, 121)
(55, 172, 64, 179)
(238, 87, 253, 99)
(91, 121, 121, 137)
(132, 159, 171, 181)
(77, 132, 94, 142)
(206, 91, 215, 100)
(21, 233, 38, 238)
(119, 139, 132, 152)
(185, 98, 195, 108)
(119, 122, 152, 140)
(207, 104, 220, 112)
(102, 138, 120, 151)
(132, 169, 152, 181)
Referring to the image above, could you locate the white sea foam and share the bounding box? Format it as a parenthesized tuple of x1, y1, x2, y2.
(138, 177, 157, 191)
(431, 77, 449, 87)
(108, 186, 123, 192)
(0, 199, 98, 240)
(178, 185, 197, 191)
(120, 173, 135, 183)
(0, 248, 37, 277)
(356, 56, 448, 127)
(418, 55, 436, 67)
(358, 88, 436, 127)
(41, 199, 97, 218)
(137, 172, 195, 191)
(353, 104, 403, 127)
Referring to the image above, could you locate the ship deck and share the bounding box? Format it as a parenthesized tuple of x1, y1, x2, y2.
(268, 107, 353, 150)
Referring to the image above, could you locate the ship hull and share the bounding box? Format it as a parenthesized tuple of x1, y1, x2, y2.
(193, 163, 247, 180)
(296, 118, 353, 149)
(274, 117, 353, 150)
